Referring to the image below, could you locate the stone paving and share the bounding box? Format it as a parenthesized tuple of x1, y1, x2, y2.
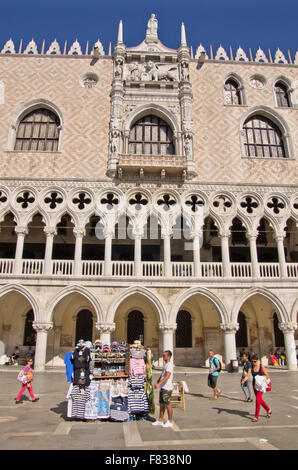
(0, 366, 297, 450)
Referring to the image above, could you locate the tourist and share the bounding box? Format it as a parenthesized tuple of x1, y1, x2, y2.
(15, 358, 39, 404)
(208, 350, 222, 400)
(251, 354, 272, 422)
(240, 353, 253, 402)
(152, 350, 174, 428)
(10, 345, 20, 365)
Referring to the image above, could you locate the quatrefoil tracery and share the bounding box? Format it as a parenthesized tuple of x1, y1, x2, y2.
(16, 191, 35, 209)
(72, 192, 92, 210)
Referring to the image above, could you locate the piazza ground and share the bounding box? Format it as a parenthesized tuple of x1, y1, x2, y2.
(0, 366, 297, 450)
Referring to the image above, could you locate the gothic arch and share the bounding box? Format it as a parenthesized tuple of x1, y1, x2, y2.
(290, 298, 298, 324)
(106, 286, 167, 324)
(46, 285, 104, 324)
(169, 287, 229, 324)
(0, 284, 40, 321)
(124, 103, 180, 136)
(231, 287, 289, 324)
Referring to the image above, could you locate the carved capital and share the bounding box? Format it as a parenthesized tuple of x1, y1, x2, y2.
(96, 323, 116, 334)
(44, 226, 57, 237)
(73, 228, 86, 238)
(159, 323, 177, 333)
(220, 323, 239, 333)
(32, 322, 53, 333)
(279, 322, 297, 333)
(15, 226, 28, 236)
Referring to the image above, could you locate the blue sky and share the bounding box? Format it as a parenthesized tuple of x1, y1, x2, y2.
(0, 0, 297, 57)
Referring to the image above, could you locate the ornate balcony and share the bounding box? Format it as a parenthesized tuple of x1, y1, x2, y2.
(117, 153, 187, 176)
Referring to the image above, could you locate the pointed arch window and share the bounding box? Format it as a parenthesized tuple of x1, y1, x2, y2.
(275, 82, 291, 108)
(128, 115, 174, 156)
(243, 115, 286, 158)
(15, 108, 60, 152)
(224, 79, 242, 105)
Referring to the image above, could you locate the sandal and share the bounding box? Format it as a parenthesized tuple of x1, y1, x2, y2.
(252, 417, 258, 422)
(266, 410, 272, 418)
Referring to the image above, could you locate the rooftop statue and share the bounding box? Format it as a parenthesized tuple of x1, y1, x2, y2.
(146, 14, 158, 41)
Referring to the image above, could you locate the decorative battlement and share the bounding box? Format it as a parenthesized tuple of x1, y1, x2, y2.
(0, 37, 297, 65)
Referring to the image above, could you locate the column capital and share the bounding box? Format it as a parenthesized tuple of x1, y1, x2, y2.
(96, 323, 116, 333)
(159, 323, 177, 333)
(248, 231, 258, 240)
(32, 322, 53, 333)
(15, 226, 28, 236)
(73, 228, 85, 238)
(219, 229, 231, 238)
(279, 322, 297, 333)
(161, 228, 173, 239)
(44, 226, 57, 236)
(220, 322, 239, 333)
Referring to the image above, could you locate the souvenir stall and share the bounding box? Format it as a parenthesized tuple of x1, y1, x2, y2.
(66, 339, 154, 422)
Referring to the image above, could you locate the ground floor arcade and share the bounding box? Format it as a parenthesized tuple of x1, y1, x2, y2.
(0, 283, 297, 371)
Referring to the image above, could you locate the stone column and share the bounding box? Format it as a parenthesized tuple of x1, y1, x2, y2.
(32, 322, 53, 371)
(44, 227, 56, 275)
(279, 323, 297, 370)
(220, 231, 231, 278)
(220, 323, 239, 370)
(14, 226, 28, 274)
(248, 232, 260, 278)
(162, 229, 172, 277)
(74, 229, 85, 277)
(104, 230, 113, 276)
(192, 232, 202, 277)
(275, 234, 288, 278)
(134, 233, 142, 277)
(96, 323, 116, 344)
(159, 323, 177, 361)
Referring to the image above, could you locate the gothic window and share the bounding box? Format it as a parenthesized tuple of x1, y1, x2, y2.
(236, 312, 248, 348)
(23, 309, 36, 346)
(275, 82, 291, 107)
(224, 79, 241, 105)
(175, 310, 192, 348)
(243, 115, 286, 158)
(15, 108, 60, 152)
(127, 310, 144, 344)
(128, 115, 174, 156)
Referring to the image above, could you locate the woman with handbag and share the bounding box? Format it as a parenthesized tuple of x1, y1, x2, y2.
(251, 354, 272, 422)
(15, 358, 39, 404)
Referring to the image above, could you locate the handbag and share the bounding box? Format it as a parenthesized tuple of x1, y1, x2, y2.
(17, 371, 28, 385)
(261, 366, 272, 392)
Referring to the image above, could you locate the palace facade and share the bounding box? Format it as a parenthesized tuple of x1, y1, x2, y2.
(0, 16, 297, 370)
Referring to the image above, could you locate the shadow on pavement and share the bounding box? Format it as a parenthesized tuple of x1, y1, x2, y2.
(50, 401, 68, 420)
(212, 407, 252, 420)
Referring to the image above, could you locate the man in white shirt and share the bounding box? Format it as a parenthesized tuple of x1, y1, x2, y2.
(152, 350, 174, 428)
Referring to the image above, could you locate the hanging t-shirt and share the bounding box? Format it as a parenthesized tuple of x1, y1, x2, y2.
(160, 361, 173, 391)
(64, 351, 74, 383)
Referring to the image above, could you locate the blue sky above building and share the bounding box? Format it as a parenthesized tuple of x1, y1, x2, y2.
(0, 0, 297, 57)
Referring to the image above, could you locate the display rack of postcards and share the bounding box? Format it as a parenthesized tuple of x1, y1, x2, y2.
(90, 340, 130, 379)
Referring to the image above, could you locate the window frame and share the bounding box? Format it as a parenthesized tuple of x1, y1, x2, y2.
(15, 108, 61, 152)
(128, 115, 175, 156)
(242, 114, 286, 159)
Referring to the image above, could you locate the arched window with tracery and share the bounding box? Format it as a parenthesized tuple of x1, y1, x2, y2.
(175, 310, 192, 348)
(128, 115, 174, 155)
(243, 115, 286, 158)
(15, 108, 60, 151)
(224, 79, 241, 105)
(274, 82, 291, 108)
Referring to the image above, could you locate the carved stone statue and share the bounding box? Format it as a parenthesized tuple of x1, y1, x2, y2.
(128, 62, 141, 81)
(114, 58, 123, 79)
(146, 14, 158, 40)
(110, 131, 119, 154)
(180, 61, 189, 81)
(184, 135, 192, 159)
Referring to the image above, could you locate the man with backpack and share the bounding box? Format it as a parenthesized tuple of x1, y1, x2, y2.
(208, 350, 222, 400)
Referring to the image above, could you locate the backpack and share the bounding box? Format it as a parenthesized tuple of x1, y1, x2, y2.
(211, 357, 222, 373)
